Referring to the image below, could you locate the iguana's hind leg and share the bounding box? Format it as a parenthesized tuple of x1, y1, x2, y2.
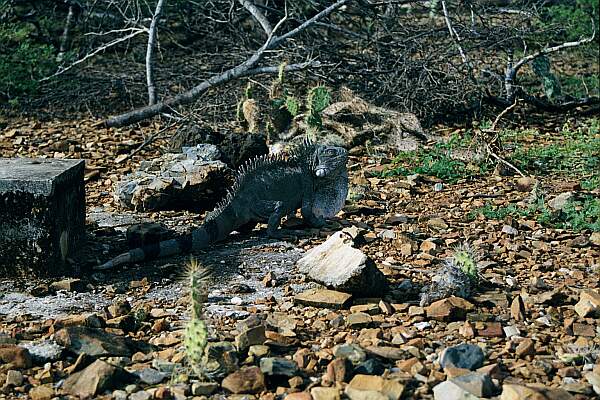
(266, 201, 287, 238)
(235, 221, 257, 235)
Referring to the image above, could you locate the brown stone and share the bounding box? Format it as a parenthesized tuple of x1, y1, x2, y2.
(572, 323, 595, 337)
(311, 387, 340, 400)
(294, 289, 352, 309)
(345, 375, 405, 400)
(222, 366, 266, 394)
(29, 385, 55, 400)
(426, 297, 474, 322)
(285, 392, 312, 400)
(511, 295, 526, 321)
(500, 383, 573, 400)
(325, 358, 352, 383)
(477, 322, 504, 337)
(62, 359, 133, 398)
(574, 290, 600, 318)
(0, 345, 32, 369)
(515, 338, 535, 358)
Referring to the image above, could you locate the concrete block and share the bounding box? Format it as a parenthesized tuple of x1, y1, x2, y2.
(0, 158, 85, 276)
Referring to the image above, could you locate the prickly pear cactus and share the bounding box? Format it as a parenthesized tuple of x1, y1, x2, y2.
(184, 258, 211, 377)
(452, 243, 479, 282)
(420, 243, 480, 306)
(306, 85, 331, 129)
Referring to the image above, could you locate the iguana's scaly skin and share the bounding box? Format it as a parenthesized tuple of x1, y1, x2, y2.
(97, 141, 348, 270)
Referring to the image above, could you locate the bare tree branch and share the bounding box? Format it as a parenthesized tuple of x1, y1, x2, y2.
(41, 28, 147, 81)
(56, 4, 75, 63)
(238, 0, 272, 37)
(103, 0, 349, 127)
(504, 19, 596, 101)
(146, 0, 166, 105)
(441, 0, 468, 65)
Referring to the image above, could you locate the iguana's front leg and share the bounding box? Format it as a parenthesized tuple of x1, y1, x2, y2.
(301, 198, 326, 228)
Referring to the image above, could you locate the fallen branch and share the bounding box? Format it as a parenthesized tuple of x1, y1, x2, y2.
(104, 0, 349, 127)
(239, 0, 272, 37)
(490, 98, 518, 131)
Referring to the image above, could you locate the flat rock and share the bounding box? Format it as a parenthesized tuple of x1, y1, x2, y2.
(311, 387, 341, 400)
(294, 288, 352, 309)
(29, 384, 55, 400)
(426, 297, 475, 322)
(500, 384, 573, 400)
(297, 231, 387, 296)
(574, 289, 600, 318)
(235, 324, 266, 351)
(439, 344, 484, 371)
(221, 366, 266, 394)
(62, 359, 134, 398)
(432, 380, 481, 400)
(347, 312, 373, 328)
(451, 372, 496, 397)
(50, 278, 86, 292)
(54, 326, 134, 357)
(345, 374, 405, 400)
(366, 346, 406, 361)
(260, 357, 299, 376)
(0, 344, 32, 368)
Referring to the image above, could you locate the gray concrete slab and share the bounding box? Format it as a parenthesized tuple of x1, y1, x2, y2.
(0, 158, 85, 276)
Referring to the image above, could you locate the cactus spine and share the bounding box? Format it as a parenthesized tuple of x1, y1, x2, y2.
(184, 258, 210, 377)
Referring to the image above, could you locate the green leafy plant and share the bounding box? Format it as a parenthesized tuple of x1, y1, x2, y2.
(379, 133, 491, 183)
(472, 195, 600, 232)
(0, 22, 57, 98)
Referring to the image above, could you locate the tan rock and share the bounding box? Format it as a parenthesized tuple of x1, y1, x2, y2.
(62, 359, 133, 398)
(426, 297, 474, 322)
(345, 375, 404, 400)
(294, 289, 352, 309)
(29, 385, 54, 400)
(500, 384, 573, 400)
(0, 345, 32, 369)
(574, 290, 600, 318)
(311, 387, 341, 400)
(515, 338, 535, 358)
(510, 295, 526, 321)
(285, 392, 313, 400)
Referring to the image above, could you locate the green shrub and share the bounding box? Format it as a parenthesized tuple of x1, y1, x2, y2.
(0, 22, 57, 98)
(379, 133, 491, 183)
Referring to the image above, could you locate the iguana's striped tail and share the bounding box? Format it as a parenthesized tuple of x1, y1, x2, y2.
(95, 207, 239, 270)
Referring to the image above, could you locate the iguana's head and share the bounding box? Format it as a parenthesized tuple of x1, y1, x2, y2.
(313, 145, 348, 178)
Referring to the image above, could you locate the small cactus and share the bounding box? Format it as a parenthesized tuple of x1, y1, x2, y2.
(285, 96, 300, 117)
(451, 243, 479, 282)
(183, 258, 211, 378)
(306, 85, 330, 129)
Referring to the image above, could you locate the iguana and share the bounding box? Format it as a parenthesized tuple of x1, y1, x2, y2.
(96, 141, 348, 270)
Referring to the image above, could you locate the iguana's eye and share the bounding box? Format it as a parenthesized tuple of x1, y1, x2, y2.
(325, 148, 336, 156)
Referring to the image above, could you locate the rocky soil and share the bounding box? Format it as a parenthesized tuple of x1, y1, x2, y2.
(0, 117, 599, 400)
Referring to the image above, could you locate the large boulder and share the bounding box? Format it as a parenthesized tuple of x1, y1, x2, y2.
(297, 231, 387, 296)
(114, 144, 233, 211)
